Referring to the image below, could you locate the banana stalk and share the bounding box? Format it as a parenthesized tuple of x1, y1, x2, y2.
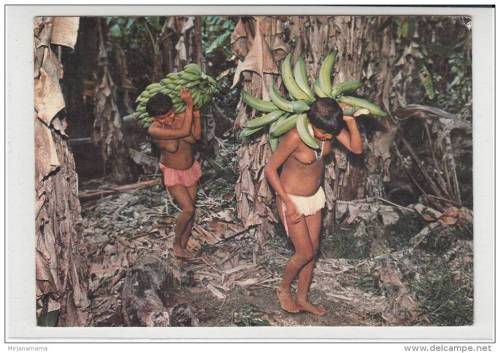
(338, 96, 386, 117)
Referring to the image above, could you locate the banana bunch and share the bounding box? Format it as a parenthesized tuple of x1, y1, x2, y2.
(134, 63, 217, 127)
(240, 51, 386, 151)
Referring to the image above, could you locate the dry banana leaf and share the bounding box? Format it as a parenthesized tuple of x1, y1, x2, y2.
(51, 17, 80, 49)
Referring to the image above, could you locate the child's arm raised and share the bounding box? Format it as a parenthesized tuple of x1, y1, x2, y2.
(147, 88, 194, 140)
(181, 111, 201, 144)
(335, 115, 363, 154)
(264, 130, 301, 223)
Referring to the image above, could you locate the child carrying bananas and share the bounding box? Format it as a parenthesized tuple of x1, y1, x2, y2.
(264, 97, 363, 315)
(146, 88, 202, 259)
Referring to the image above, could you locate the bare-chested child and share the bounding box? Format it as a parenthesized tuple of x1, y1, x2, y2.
(146, 88, 202, 259)
(264, 97, 363, 315)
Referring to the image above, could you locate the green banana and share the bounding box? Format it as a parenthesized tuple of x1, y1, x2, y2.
(291, 100, 310, 113)
(181, 71, 201, 81)
(240, 126, 264, 139)
(184, 63, 202, 75)
(245, 110, 287, 129)
(174, 104, 185, 113)
(138, 91, 153, 99)
(296, 114, 320, 149)
(281, 53, 312, 102)
(269, 135, 279, 151)
(313, 79, 328, 98)
(146, 83, 162, 91)
(330, 80, 363, 98)
(164, 82, 177, 89)
(193, 95, 202, 108)
(318, 51, 336, 95)
(136, 64, 217, 122)
(338, 96, 386, 117)
(187, 81, 201, 88)
(207, 76, 217, 85)
(270, 113, 301, 137)
(269, 83, 293, 112)
(293, 57, 315, 102)
(241, 90, 279, 112)
(269, 83, 310, 113)
(160, 78, 174, 85)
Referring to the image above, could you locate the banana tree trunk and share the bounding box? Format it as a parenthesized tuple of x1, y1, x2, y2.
(231, 16, 286, 246)
(161, 16, 202, 74)
(34, 17, 90, 326)
(93, 18, 134, 184)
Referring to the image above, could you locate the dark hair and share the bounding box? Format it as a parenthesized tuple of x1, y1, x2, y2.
(307, 97, 345, 135)
(146, 93, 173, 117)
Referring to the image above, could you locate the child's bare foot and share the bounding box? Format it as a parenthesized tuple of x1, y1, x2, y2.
(276, 287, 300, 313)
(173, 246, 194, 259)
(296, 300, 327, 316)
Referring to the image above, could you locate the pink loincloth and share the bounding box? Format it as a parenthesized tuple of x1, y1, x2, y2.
(159, 160, 202, 187)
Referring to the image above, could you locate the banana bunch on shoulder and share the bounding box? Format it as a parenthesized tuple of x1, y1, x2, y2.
(240, 51, 386, 151)
(134, 63, 217, 127)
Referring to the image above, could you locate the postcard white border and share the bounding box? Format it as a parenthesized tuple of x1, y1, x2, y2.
(5, 5, 495, 342)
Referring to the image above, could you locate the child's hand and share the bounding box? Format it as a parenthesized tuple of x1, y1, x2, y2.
(285, 200, 301, 224)
(343, 115, 355, 122)
(193, 110, 201, 119)
(339, 102, 351, 110)
(180, 88, 193, 105)
(353, 108, 370, 117)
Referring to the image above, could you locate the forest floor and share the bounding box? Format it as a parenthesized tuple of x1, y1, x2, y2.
(78, 142, 473, 327)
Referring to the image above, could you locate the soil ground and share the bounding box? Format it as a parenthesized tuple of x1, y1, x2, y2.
(80, 168, 472, 327)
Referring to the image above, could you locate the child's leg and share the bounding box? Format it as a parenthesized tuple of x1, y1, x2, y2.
(180, 184, 198, 250)
(167, 184, 195, 258)
(276, 197, 315, 313)
(296, 211, 326, 316)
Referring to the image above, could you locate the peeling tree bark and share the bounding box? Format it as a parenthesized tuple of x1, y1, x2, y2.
(231, 16, 285, 246)
(93, 18, 134, 184)
(162, 16, 201, 72)
(34, 16, 90, 326)
(113, 43, 135, 114)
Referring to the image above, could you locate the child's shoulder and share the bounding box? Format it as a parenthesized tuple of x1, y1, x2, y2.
(282, 128, 301, 143)
(284, 127, 299, 138)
